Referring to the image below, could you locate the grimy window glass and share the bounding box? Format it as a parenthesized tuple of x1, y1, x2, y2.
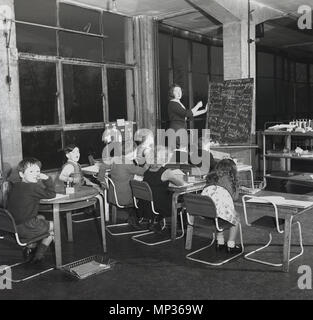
(22, 131, 63, 170)
(63, 64, 103, 124)
(19, 60, 57, 126)
(107, 68, 128, 121)
(59, 3, 101, 35)
(16, 24, 57, 56)
(192, 42, 208, 74)
(64, 129, 105, 164)
(14, 0, 56, 26)
(59, 31, 102, 62)
(103, 12, 129, 63)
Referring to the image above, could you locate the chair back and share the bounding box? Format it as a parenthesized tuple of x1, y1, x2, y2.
(183, 193, 217, 219)
(0, 208, 17, 234)
(107, 176, 124, 208)
(130, 180, 153, 202)
(0, 180, 17, 234)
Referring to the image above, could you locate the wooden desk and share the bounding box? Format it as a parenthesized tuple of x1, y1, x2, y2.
(41, 186, 106, 268)
(243, 190, 313, 272)
(169, 180, 206, 241)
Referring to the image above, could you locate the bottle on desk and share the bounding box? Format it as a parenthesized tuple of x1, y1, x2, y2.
(66, 180, 75, 195)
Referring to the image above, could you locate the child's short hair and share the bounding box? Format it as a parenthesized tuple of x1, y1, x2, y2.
(18, 157, 42, 173)
(64, 144, 78, 154)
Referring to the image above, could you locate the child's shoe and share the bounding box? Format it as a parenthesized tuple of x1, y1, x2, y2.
(32, 243, 49, 263)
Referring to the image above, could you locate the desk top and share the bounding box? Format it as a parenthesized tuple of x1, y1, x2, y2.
(168, 180, 206, 193)
(243, 190, 313, 210)
(41, 186, 99, 204)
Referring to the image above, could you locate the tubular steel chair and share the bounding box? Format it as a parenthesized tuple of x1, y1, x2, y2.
(130, 180, 184, 246)
(184, 193, 244, 266)
(0, 181, 54, 282)
(242, 195, 303, 267)
(106, 177, 148, 236)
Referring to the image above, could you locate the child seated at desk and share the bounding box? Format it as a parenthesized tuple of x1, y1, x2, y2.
(7, 157, 56, 262)
(98, 141, 148, 227)
(138, 146, 186, 233)
(58, 144, 99, 191)
(202, 158, 241, 253)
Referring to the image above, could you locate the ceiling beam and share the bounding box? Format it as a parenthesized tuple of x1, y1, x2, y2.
(157, 9, 198, 21)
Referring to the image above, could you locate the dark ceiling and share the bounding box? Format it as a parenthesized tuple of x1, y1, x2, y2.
(63, 0, 313, 60)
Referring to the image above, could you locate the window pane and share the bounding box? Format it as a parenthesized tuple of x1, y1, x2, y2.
(103, 12, 131, 63)
(193, 73, 208, 130)
(14, 0, 56, 26)
(64, 129, 105, 164)
(22, 131, 62, 170)
(210, 46, 223, 76)
(257, 52, 274, 77)
(63, 64, 103, 124)
(19, 60, 58, 126)
(59, 3, 101, 34)
(107, 68, 128, 121)
(16, 24, 57, 55)
(276, 56, 283, 79)
(173, 37, 188, 71)
(296, 63, 307, 83)
(59, 31, 102, 62)
(192, 43, 208, 74)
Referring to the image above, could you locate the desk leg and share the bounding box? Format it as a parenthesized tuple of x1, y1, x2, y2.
(171, 193, 179, 241)
(249, 168, 254, 189)
(53, 203, 62, 269)
(66, 211, 73, 242)
(104, 189, 109, 222)
(96, 195, 107, 253)
(282, 215, 292, 273)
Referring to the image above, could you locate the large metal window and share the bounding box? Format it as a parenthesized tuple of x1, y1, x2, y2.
(15, 0, 136, 169)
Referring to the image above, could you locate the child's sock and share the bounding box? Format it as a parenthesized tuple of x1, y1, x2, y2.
(216, 233, 225, 245)
(227, 240, 235, 248)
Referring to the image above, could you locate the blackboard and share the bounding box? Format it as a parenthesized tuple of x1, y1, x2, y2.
(206, 78, 254, 144)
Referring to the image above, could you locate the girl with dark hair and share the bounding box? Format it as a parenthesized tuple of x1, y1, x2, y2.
(202, 158, 241, 253)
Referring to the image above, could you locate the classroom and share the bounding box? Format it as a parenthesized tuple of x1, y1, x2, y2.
(1, 0, 313, 302)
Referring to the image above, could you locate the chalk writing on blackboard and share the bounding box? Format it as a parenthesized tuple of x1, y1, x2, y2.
(206, 78, 254, 144)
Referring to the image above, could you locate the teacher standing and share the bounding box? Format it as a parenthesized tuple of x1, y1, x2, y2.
(167, 84, 208, 131)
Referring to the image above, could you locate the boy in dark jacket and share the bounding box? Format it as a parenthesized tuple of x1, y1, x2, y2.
(7, 158, 56, 262)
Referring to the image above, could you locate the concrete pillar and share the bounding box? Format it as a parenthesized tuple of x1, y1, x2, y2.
(133, 16, 158, 134)
(0, 0, 22, 172)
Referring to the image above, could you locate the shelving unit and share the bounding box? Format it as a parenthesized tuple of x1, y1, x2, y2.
(263, 130, 313, 187)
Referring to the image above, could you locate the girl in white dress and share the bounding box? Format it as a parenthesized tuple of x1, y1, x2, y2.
(201, 159, 241, 253)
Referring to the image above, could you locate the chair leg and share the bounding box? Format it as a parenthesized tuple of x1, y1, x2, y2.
(185, 224, 193, 250)
(132, 212, 185, 246)
(289, 222, 304, 263)
(244, 222, 304, 268)
(0, 264, 54, 283)
(186, 223, 244, 266)
(66, 211, 73, 242)
(106, 206, 149, 236)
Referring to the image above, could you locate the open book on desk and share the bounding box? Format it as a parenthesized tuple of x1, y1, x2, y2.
(247, 196, 313, 208)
